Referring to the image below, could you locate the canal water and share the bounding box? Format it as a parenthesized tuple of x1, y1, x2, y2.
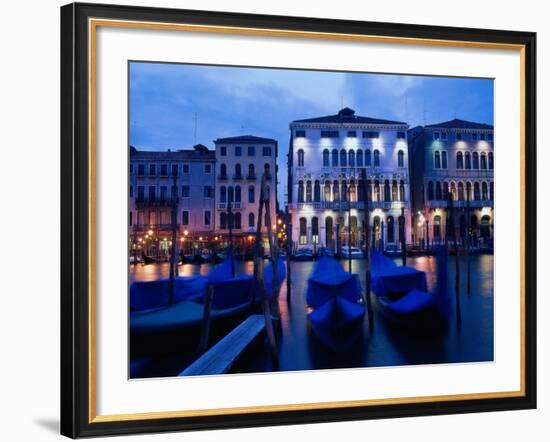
(130, 255, 494, 378)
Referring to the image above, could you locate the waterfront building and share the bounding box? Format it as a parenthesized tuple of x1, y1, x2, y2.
(408, 119, 494, 248)
(213, 135, 278, 242)
(287, 107, 412, 252)
(129, 144, 216, 257)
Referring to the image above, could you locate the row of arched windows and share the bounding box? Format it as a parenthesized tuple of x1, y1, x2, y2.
(297, 179, 406, 203)
(219, 212, 258, 229)
(434, 150, 494, 170)
(297, 148, 405, 169)
(427, 180, 494, 201)
(219, 185, 259, 204)
(456, 151, 493, 170)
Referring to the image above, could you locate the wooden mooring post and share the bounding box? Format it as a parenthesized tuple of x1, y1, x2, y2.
(466, 190, 471, 296)
(197, 284, 214, 354)
(286, 219, 292, 302)
(400, 206, 406, 266)
(361, 169, 374, 329)
(168, 171, 178, 305)
(448, 193, 462, 324)
(252, 171, 279, 368)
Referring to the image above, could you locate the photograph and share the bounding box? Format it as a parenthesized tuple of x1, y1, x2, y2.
(127, 62, 495, 379)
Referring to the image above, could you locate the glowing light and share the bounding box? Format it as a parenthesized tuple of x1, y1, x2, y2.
(199, 237, 203, 241)
(180, 237, 185, 242)
(183, 230, 189, 236)
(147, 229, 154, 236)
(277, 219, 282, 225)
(248, 235, 253, 241)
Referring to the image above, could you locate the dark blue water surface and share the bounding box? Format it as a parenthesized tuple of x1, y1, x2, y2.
(130, 255, 494, 378)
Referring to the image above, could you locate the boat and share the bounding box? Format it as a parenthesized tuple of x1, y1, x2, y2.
(317, 247, 335, 258)
(370, 251, 442, 326)
(306, 256, 365, 331)
(130, 257, 286, 357)
(340, 247, 364, 259)
(293, 248, 314, 261)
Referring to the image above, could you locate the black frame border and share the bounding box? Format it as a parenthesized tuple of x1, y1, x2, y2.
(60, 2, 537, 438)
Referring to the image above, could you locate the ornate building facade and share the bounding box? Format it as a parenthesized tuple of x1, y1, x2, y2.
(287, 108, 412, 252)
(214, 135, 278, 239)
(409, 119, 494, 248)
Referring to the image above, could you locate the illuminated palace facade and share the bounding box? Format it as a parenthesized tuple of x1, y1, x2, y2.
(408, 119, 494, 248)
(287, 108, 412, 251)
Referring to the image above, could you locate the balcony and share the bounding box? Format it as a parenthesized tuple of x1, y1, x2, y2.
(217, 202, 242, 210)
(135, 197, 179, 207)
(288, 201, 406, 211)
(233, 174, 244, 180)
(426, 199, 493, 209)
(218, 174, 228, 180)
(246, 173, 257, 180)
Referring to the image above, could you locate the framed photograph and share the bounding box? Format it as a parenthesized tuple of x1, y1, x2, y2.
(60, 2, 536, 438)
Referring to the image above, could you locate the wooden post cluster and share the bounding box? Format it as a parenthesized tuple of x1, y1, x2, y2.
(252, 171, 280, 368)
(448, 193, 462, 323)
(361, 169, 374, 329)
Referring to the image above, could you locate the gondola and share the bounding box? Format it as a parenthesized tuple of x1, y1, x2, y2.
(293, 248, 314, 261)
(306, 256, 365, 331)
(370, 251, 443, 327)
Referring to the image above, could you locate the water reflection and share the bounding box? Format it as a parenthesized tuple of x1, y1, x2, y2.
(130, 255, 494, 376)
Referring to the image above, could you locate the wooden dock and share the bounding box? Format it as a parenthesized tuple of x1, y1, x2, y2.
(179, 315, 266, 376)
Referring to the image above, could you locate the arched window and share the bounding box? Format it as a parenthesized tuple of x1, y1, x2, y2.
(384, 180, 391, 202)
(373, 150, 380, 167)
(248, 212, 255, 228)
(299, 217, 307, 245)
(433, 215, 442, 239)
(234, 185, 241, 203)
(367, 179, 372, 201)
(349, 180, 357, 202)
(220, 212, 227, 229)
(387, 216, 395, 243)
(480, 215, 491, 238)
(399, 180, 405, 201)
(313, 180, 321, 202)
(465, 151, 471, 169)
(341, 180, 348, 202)
(397, 150, 404, 168)
(474, 182, 481, 200)
(365, 149, 371, 166)
(340, 150, 347, 167)
(220, 185, 227, 203)
(325, 216, 334, 248)
(297, 181, 304, 203)
(235, 163, 242, 178)
(348, 150, 355, 167)
(443, 182, 449, 200)
(248, 163, 255, 178)
(473, 152, 479, 169)
(356, 150, 363, 167)
(480, 152, 487, 169)
(358, 179, 364, 201)
(442, 151, 448, 169)
(227, 186, 234, 203)
(450, 182, 457, 200)
(323, 149, 330, 167)
(458, 182, 465, 200)
(333, 180, 340, 202)
(312, 217, 319, 244)
(398, 215, 405, 243)
(466, 182, 472, 201)
(263, 163, 271, 177)
(331, 149, 339, 167)
(435, 181, 442, 200)
(488, 152, 494, 169)
(374, 180, 380, 201)
(391, 180, 398, 201)
(324, 181, 331, 201)
(482, 182, 488, 200)
(306, 180, 312, 202)
(490, 182, 494, 200)
(456, 151, 464, 169)
(297, 149, 304, 167)
(434, 151, 441, 168)
(428, 181, 434, 200)
(234, 212, 242, 229)
(220, 163, 227, 177)
(248, 185, 255, 203)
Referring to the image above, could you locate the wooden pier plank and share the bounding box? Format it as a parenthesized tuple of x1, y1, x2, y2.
(180, 315, 265, 376)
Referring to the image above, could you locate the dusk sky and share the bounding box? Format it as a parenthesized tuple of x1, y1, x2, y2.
(129, 62, 494, 205)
